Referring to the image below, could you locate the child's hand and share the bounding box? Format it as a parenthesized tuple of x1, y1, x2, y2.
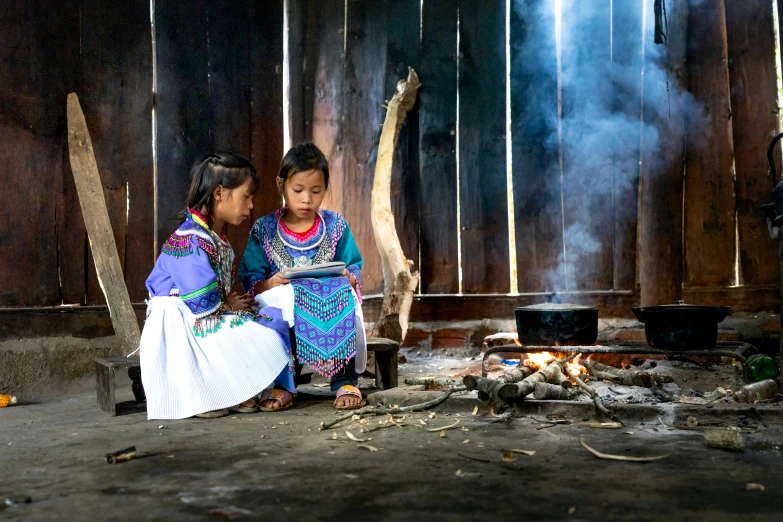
(226, 291, 253, 312)
(255, 273, 290, 294)
(342, 269, 357, 290)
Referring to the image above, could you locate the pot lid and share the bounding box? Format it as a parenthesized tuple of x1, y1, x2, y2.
(637, 300, 730, 312)
(516, 303, 598, 311)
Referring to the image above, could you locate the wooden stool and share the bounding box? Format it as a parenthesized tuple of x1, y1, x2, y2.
(367, 337, 400, 390)
(95, 357, 144, 415)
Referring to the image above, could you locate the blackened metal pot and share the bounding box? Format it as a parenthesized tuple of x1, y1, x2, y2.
(632, 301, 731, 350)
(515, 303, 599, 346)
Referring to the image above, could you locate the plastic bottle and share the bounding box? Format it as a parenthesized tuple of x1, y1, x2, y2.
(733, 380, 779, 403)
(0, 394, 17, 407)
(746, 354, 779, 382)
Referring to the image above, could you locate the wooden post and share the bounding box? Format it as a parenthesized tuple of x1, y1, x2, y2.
(639, 0, 688, 306)
(67, 93, 141, 355)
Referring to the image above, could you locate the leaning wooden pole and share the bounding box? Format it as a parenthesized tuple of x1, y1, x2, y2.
(67, 93, 141, 355)
(370, 68, 422, 342)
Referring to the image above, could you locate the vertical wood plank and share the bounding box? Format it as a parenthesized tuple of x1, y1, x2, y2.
(250, 0, 285, 220)
(0, 1, 78, 306)
(511, 0, 565, 293)
(207, 0, 253, 262)
(610, 0, 644, 291)
(286, 0, 307, 147)
(385, 0, 421, 276)
(80, 0, 153, 303)
(344, 0, 388, 295)
(560, 0, 614, 291)
(303, 0, 346, 214)
(684, 0, 736, 287)
(725, 0, 779, 285)
(639, 0, 688, 306)
(458, 0, 510, 294)
(155, 1, 210, 247)
(418, 0, 459, 294)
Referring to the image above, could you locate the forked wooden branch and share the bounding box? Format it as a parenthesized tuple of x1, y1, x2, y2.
(370, 68, 422, 343)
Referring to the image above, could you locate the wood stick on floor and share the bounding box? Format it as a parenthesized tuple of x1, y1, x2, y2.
(319, 386, 467, 430)
(565, 366, 623, 425)
(404, 378, 463, 387)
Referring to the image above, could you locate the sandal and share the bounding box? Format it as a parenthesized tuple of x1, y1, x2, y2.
(258, 388, 294, 412)
(195, 408, 229, 419)
(334, 385, 366, 410)
(228, 398, 259, 414)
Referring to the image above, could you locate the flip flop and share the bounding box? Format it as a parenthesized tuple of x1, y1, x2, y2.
(228, 399, 259, 414)
(195, 408, 229, 419)
(334, 385, 366, 410)
(258, 388, 294, 412)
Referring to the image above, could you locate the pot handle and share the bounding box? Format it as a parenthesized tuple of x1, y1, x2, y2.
(632, 307, 645, 322)
(716, 306, 731, 323)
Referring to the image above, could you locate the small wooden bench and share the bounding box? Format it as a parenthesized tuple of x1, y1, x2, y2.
(367, 337, 400, 390)
(95, 357, 144, 416)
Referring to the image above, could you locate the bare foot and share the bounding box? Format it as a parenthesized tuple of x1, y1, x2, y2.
(334, 394, 362, 408)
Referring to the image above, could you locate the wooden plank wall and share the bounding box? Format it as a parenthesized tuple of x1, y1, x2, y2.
(0, 0, 781, 317)
(155, 0, 285, 291)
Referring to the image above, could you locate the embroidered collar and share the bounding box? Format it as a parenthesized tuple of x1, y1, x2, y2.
(279, 210, 321, 242)
(188, 208, 227, 241)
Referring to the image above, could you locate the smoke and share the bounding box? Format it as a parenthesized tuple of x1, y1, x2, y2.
(512, 0, 702, 292)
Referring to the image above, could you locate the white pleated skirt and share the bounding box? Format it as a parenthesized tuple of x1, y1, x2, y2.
(255, 285, 367, 374)
(139, 296, 292, 420)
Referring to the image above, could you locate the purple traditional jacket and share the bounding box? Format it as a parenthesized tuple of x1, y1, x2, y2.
(146, 212, 290, 339)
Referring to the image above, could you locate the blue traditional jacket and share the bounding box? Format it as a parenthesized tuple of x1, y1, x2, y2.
(239, 208, 364, 302)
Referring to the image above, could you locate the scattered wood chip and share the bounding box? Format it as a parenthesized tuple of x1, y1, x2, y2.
(508, 449, 536, 456)
(358, 444, 379, 452)
(440, 431, 446, 438)
(331, 432, 337, 440)
(344, 474, 359, 479)
(580, 438, 669, 462)
(419, 419, 428, 426)
(429, 413, 437, 419)
(472, 406, 479, 416)
(427, 420, 460, 432)
(502, 450, 517, 463)
(578, 422, 622, 429)
(461, 426, 470, 432)
(360, 419, 369, 425)
(351, 415, 361, 421)
(454, 469, 481, 478)
(746, 483, 765, 492)
(345, 431, 371, 443)
(568, 507, 576, 515)
(462, 439, 471, 444)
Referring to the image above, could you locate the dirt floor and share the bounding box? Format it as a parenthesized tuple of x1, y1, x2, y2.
(2, 373, 783, 521)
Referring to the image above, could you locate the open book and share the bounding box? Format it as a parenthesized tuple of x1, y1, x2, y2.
(281, 261, 346, 280)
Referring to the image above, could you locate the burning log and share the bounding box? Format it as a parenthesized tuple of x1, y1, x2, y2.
(533, 383, 578, 400)
(463, 353, 578, 405)
(507, 353, 578, 400)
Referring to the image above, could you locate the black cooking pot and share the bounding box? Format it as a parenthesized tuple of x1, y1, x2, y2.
(515, 303, 599, 346)
(632, 301, 731, 350)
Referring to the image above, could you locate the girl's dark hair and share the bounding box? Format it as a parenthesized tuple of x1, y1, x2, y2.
(278, 141, 330, 188)
(184, 152, 258, 224)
